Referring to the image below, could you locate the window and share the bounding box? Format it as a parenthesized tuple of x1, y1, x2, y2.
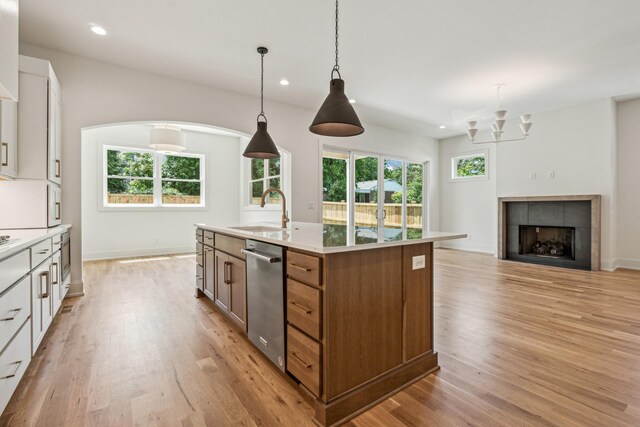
(104, 145, 205, 208)
(321, 147, 428, 241)
(249, 157, 281, 205)
(451, 151, 487, 181)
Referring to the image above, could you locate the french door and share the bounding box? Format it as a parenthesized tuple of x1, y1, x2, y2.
(322, 147, 427, 242)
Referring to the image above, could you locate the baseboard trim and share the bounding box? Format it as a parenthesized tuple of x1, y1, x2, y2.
(601, 259, 619, 272)
(436, 246, 496, 256)
(83, 246, 194, 261)
(616, 258, 640, 271)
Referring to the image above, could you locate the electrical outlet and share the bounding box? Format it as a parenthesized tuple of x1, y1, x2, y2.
(529, 172, 537, 181)
(412, 255, 426, 270)
(547, 171, 555, 179)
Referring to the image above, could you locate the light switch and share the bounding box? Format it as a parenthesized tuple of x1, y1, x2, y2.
(412, 255, 426, 270)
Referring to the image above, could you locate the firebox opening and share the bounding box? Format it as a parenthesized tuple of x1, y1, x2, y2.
(518, 225, 576, 260)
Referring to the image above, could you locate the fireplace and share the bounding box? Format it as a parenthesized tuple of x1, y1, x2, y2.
(497, 195, 601, 271)
(519, 225, 575, 260)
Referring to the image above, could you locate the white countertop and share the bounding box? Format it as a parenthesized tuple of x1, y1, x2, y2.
(196, 222, 466, 254)
(0, 225, 71, 261)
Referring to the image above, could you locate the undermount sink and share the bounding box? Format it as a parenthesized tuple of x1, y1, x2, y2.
(229, 226, 284, 233)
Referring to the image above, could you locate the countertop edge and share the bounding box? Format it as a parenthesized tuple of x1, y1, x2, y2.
(195, 223, 467, 254)
(0, 225, 72, 261)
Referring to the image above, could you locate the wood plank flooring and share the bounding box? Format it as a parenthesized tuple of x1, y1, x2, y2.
(2, 250, 639, 426)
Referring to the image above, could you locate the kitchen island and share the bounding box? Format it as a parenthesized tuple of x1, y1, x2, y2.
(194, 222, 465, 426)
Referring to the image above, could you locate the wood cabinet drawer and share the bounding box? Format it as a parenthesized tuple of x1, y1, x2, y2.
(287, 279, 321, 340)
(203, 231, 214, 247)
(196, 228, 204, 238)
(287, 251, 321, 287)
(31, 238, 52, 268)
(0, 319, 31, 415)
(0, 276, 30, 353)
(0, 250, 30, 295)
(287, 325, 321, 397)
(214, 234, 245, 260)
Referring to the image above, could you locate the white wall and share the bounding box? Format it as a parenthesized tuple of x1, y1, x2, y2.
(439, 99, 619, 268)
(439, 142, 496, 253)
(19, 43, 440, 293)
(81, 124, 240, 260)
(616, 98, 640, 269)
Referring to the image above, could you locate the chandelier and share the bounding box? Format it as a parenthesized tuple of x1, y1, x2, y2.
(466, 84, 533, 144)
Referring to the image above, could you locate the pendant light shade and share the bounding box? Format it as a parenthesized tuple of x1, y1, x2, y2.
(309, 0, 364, 137)
(149, 125, 187, 153)
(309, 78, 364, 137)
(244, 120, 279, 159)
(243, 47, 280, 159)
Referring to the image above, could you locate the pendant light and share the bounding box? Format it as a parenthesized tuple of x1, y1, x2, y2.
(149, 124, 187, 153)
(243, 47, 280, 159)
(309, 0, 364, 137)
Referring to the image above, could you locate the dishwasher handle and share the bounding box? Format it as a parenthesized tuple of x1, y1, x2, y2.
(241, 249, 282, 263)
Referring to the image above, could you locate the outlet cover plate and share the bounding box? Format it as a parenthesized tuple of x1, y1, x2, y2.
(412, 255, 426, 270)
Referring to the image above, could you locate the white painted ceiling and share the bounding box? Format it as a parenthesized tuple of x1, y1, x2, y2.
(19, 0, 640, 138)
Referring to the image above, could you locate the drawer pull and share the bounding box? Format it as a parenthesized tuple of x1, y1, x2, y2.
(289, 301, 312, 314)
(289, 263, 312, 272)
(55, 159, 61, 178)
(41, 271, 50, 298)
(1, 142, 8, 167)
(290, 352, 312, 369)
(0, 361, 22, 380)
(37, 249, 49, 255)
(0, 308, 21, 322)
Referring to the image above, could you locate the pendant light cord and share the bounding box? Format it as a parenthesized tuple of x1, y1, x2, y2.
(258, 50, 267, 123)
(332, 0, 341, 79)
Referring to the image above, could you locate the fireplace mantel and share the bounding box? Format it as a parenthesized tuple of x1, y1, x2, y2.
(498, 195, 601, 270)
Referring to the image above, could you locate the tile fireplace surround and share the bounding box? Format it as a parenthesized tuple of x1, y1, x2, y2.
(498, 195, 601, 271)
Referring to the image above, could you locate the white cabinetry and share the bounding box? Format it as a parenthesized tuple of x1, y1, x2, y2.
(17, 56, 62, 185)
(0, 0, 19, 101)
(0, 100, 18, 179)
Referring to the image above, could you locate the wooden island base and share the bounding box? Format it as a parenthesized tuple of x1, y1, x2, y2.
(195, 226, 452, 426)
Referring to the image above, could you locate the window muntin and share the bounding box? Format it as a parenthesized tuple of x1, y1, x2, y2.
(451, 152, 487, 180)
(104, 146, 204, 208)
(248, 157, 282, 205)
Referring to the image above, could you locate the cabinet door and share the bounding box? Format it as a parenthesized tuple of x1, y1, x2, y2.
(0, 0, 18, 101)
(214, 251, 230, 313)
(47, 184, 62, 227)
(0, 100, 18, 178)
(31, 258, 53, 353)
(51, 251, 62, 314)
(228, 257, 247, 332)
(47, 84, 61, 185)
(203, 246, 215, 300)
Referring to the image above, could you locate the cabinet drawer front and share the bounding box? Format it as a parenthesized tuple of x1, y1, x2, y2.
(195, 228, 204, 238)
(196, 243, 204, 267)
(0, 276, 31, 353)
(203, 231, 214, 247)
(287, 279, 321, 340)
(287, 251, 321, 287)
(0, 250, 30, 295)
(214, 234, 245, 260)
(287, 325, 321, 397)
(31, 238, 52, 268)
(0, 319, 31, 415)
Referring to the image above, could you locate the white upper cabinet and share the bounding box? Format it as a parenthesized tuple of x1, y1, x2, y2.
(17, 56, 62, 185)
(0, 0, 19, 101)
(0, 100, 18, 179)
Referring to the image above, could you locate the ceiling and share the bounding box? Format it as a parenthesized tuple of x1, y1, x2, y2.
(19, 0, 640, 138)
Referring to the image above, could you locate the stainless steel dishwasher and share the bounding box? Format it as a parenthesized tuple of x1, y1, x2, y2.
(242, 240, 286, 371)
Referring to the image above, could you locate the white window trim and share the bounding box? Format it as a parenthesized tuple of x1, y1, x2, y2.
(100, 144, 206, 211)
(242, 148, 291, 212)
(450, 149, 489, 182)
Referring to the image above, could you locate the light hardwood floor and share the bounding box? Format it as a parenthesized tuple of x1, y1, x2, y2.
(2, 250, 639, 426)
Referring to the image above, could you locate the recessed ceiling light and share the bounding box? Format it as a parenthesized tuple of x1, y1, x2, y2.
(279, 79, 289, 86)
(90, 25, 107, 36)
(439, 125, 446, 129)
(349, 99, 356, 104)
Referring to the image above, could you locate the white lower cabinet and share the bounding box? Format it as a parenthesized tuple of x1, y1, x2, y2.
(0, 320, 31, 414)
(0, 277, 31, 351)
(31, 257, 53, 354)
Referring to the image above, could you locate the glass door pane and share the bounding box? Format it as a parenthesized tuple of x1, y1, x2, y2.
(354, 155, 379, 242)
(406, 162, 424, 239)
(382, 159, 404, 241)
(322, 150, 349, 226)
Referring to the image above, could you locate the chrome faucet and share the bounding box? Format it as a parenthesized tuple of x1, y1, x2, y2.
(260, 188, 290, 229)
